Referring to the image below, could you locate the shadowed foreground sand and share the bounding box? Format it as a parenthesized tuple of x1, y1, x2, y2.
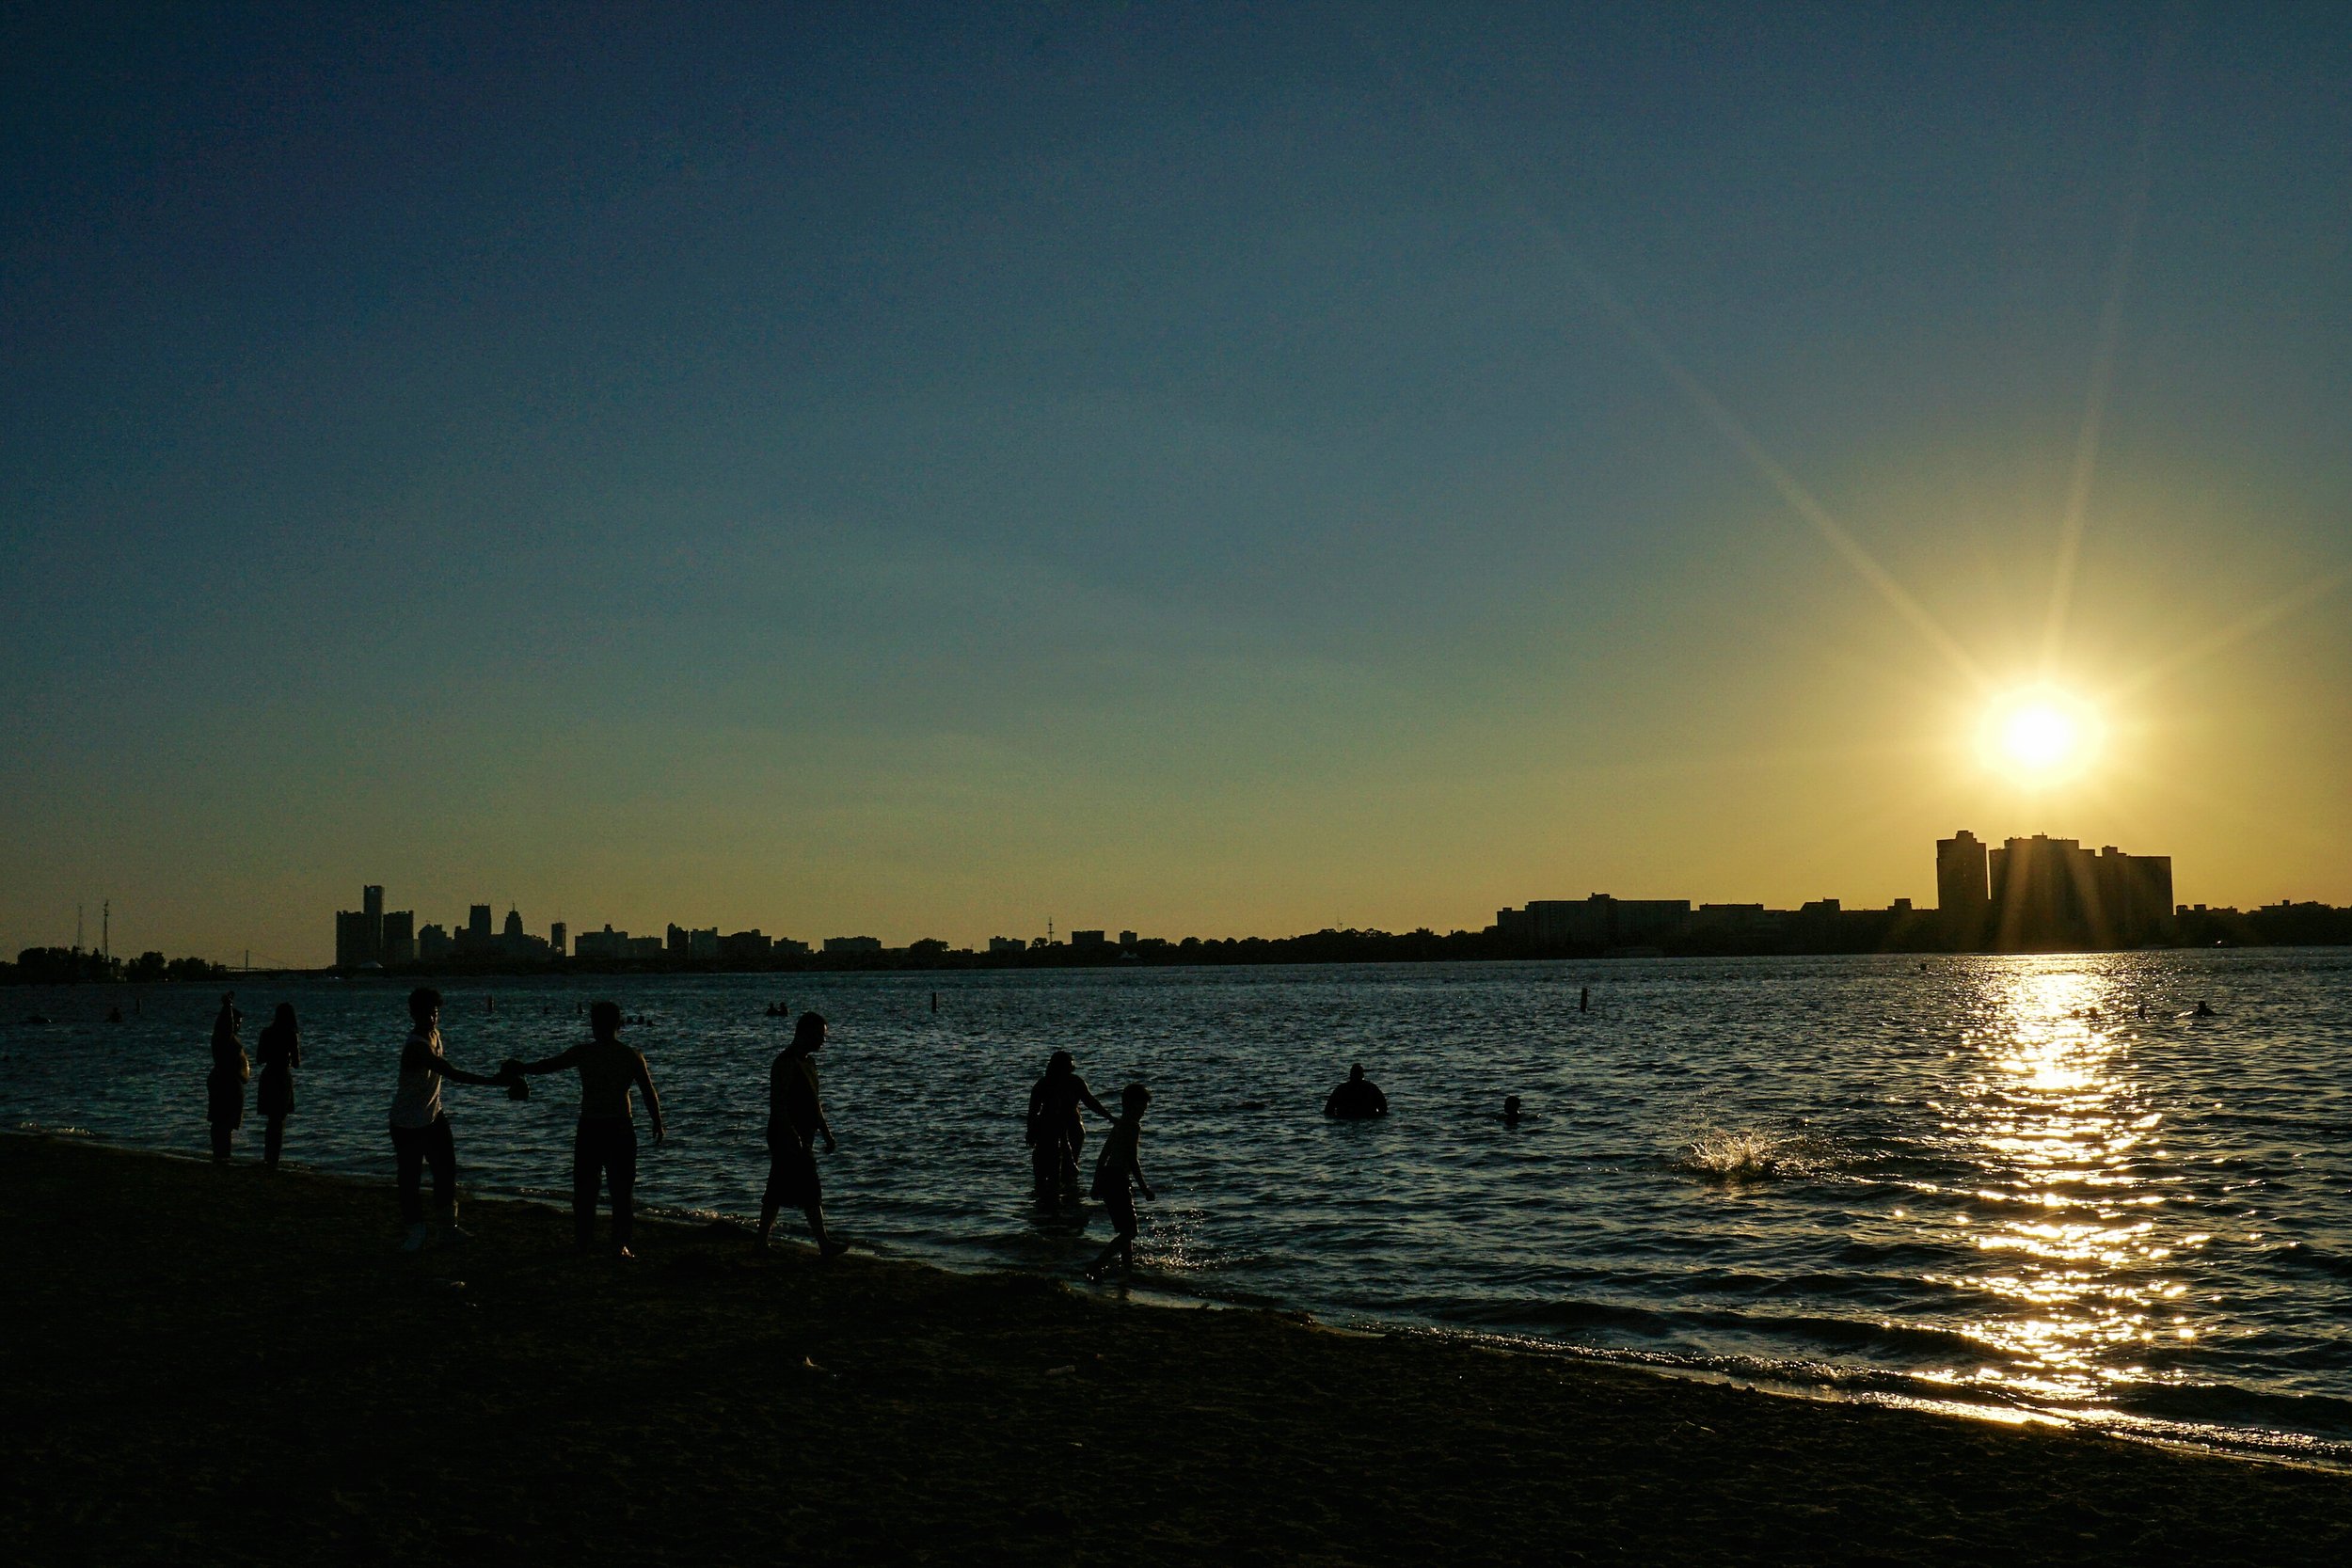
(3, 1136, 2347, 1565)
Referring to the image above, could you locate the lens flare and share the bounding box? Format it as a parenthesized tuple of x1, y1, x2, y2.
(1982, 688, 2101, 784)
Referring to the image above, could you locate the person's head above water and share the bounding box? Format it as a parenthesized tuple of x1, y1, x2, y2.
(1048, 1050, 1074, 1076)
(791, 1010, 828, 1052)
(1349, 1064, 1366, 1082)
(1120, 1083, 1151, 1117)
(590, 1000, 623, 1040)
(408, 987, 442, 1027)
(1504, 1095, 1521, 1114)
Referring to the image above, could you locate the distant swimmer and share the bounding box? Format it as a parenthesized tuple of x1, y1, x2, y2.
(1026, 1050, 1110, 1212)
(1501, 1095, 1533, 1129)
(1324, 1064, 1389, 1120)
(2193, 1000, 2216, 1018)
(106, 1006, 123, 1023)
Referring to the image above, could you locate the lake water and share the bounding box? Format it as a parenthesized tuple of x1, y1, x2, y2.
(8, 951, 2350, 1461)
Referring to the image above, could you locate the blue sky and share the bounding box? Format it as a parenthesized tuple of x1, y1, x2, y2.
(5, 3, 2347, 961)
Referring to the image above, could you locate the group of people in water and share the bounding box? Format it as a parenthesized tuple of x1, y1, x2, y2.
(199, 988, 1458, 1278)
(198, 988, 1186, 1277)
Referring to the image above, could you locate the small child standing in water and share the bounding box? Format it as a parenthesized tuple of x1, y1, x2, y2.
(1085, 1084, 1155, 1281)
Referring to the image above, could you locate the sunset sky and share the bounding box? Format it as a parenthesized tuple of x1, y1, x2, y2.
(5, 4, 2347, 964)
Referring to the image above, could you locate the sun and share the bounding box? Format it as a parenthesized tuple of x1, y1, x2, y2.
(1981, 687, 2102, 784)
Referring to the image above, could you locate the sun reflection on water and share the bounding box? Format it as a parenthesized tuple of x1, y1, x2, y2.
(1930, 965, 2205, 1412)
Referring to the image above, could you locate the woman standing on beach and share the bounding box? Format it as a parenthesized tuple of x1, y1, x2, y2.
(504, 1000, 667, 1259)
(205, 993, 247, 1162)
(254, 1004, 301, 1172)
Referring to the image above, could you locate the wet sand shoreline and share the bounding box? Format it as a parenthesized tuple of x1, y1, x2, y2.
(4, 1134, 2347, 1565)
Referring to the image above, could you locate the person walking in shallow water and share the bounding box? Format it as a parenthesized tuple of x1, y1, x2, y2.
(758, 1011, 848, 1258)
(1026, 1050, 1109, 1212)
(388, 988, 509, 1252)
(1085, 1084, 1155, 1281)
(206, 993, 247, 1161)
(254, 1004, 302, 1171)
(506, 1001, 667, 1259)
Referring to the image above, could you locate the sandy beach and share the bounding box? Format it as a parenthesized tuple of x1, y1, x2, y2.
(3, 1134, 2346, 1565)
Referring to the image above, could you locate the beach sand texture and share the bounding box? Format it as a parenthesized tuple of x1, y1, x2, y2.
(4, 1135, 2347, 1565)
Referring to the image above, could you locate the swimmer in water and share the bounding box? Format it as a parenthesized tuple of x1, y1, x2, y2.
(1324, 1064, 1389, 1120)
(1501, 1095, 1533, 1129)
(2193, 1000, 2216, 1018)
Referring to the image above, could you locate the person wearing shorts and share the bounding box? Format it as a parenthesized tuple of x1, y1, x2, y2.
(758, 1010, 847, 1259)
(1085, 1084, 1155, 1280)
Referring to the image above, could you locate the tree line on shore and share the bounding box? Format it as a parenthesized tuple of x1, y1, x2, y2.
(6, 947, 230, 986)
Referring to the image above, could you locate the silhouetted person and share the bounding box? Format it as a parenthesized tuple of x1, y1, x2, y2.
(106, 1006, 123, 1024)
(2193, 1000, 2216, 1018)
(1324, 1063, 1388, 1120)
(206, 993, 247, 1161)
(388, 987, 507, 1252)
(758, 1011, 848, 1259)
(1086, 1085, 1155, 1280)
(509, 1000, 666, 1259)
(255, 1003, 302, 1171)
(1026, 1050, 1110, 1211)
(1501, 1095, 1529, 1129)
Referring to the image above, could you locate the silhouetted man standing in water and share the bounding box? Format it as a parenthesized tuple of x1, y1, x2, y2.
(758, 1011, 848, 1259)
(507, 1000, 666, 1259)
(1324, 1063, 1389, 1120)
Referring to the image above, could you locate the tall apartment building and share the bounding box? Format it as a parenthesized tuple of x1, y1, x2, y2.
(1988, 835, 2173, 951)
(1935, 830, 1992, 948)
(381, 911, 416, 965)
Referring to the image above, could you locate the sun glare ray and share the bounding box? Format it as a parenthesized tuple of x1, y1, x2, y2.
(1367, 38, 1991, 693)
(2111, 570, 2350, 699)
(2040, 15, 2177, 669)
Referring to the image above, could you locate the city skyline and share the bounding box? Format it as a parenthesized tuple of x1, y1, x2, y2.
(287, 830, 2300, 970)
(6, 7, 2348, 967)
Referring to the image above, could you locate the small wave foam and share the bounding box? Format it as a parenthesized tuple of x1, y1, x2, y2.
(1677, 1124, 1837, 1181)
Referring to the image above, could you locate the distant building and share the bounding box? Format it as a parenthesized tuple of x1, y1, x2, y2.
(1118, 930, 1138, 948)
(823, 936, 882, 954)
(772, 936, 811, 956)
(1071, 929, 1109, 948)
(418, 923, 452, 961)
(988, 936, 1025, 954)
(625, 935, 665, 959)
(334, 883, 389, 966)
(381, 911, 416, 966)
(1989, 835, 2174, 951)
(334, 910, 372, 968)
(1936, 830, 1992, 947)
(666, 924, 689, 957)
(1493, 895, 1689, 949)
(548, 921, 566, 958)
(718, 930, 771, 963)
(574, 925, 628, 960)
(468, 905, 493, 945)
(689, 927, 720, 960)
